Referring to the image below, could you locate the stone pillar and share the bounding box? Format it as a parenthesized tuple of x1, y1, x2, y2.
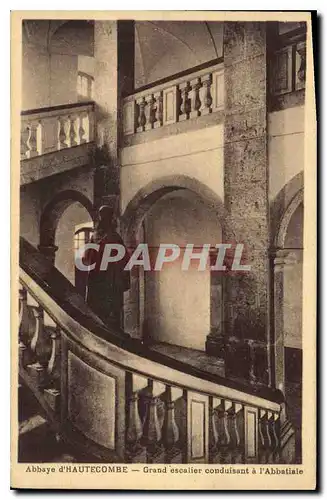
(206, 249, 225, 357)
(272, 249, 299, 393)
(37, 244, 58, 265)
(93, 20, 134, 210)
(223, 22, 270, 385)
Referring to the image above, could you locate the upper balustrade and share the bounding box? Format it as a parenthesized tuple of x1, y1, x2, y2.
(122, 63, 224, 138)
(269, 38, 306, 109)
(20, 101, 95, 185)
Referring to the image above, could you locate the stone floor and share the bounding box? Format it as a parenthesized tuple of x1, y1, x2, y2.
(150, 342, 225, 377)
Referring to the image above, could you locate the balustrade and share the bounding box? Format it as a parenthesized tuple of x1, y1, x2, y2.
(270, 40, 306, 96)
(20, 102, 95, 161)
(123, 64, 224, 136)
(19, 238, 293, 463)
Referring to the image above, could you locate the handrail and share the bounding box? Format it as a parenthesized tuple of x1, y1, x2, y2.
(20, 102, 95, 160)
(19, 237, 282, 410)
(122, 62, 224, 136)
(21, 101, 95, 117)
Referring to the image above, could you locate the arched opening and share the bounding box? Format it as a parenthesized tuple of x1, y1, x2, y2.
(39, 190, 94, 295)
(143, 189, 222, 350)
(283, 202, 303, 352)
(273, 188, 303, 462)
(121, 176, 225, 356)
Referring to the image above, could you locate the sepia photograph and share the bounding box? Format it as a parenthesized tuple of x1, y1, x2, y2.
(11, 10, 316, 490)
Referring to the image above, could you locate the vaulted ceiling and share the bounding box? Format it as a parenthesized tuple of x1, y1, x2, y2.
(22, 20, 223, 87)
(135, 21, 223, 88)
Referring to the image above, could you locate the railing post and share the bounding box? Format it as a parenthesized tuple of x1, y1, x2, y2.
(78, 113, 87, 144)
(144, 95, 156, 131)
(58, 117, 69, 149)
(153, 91, 163, 129)
(20, 124, 30, 159)
(125, 373, 148, 463)
(199, 73, 213, 115)
(136, 96, 147, 133)
(209, 397, 220, 463)
(27, 122, 39, 158)
(228, 403, 244, 463)
(179, 81, 191, 121)
(46, 325, 61, 386)
(189, 77, 202, 119)
(162, 386, 183, 463)
(28, 305, 51, 387)
(142, 380, 166, 463)
(19, 287, 33, 367)
(216, 399, 232, 463)
(69, 115, 77, 147)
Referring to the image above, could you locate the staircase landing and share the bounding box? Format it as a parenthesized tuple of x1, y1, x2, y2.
(150, 342, 225, 377)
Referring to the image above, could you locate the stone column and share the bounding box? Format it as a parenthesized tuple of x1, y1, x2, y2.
(37, 244, 58, 264)
(223, 22, 270, 385)
(206, 249, 225, 357)
(272, 249, 299, 393)
(93, 20, 134, 210)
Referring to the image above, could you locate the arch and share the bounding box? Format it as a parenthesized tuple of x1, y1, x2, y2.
(39, 190, 95, 249)
(270, 172, 304, 248)
(121, 174, 226, 245)
(275, 190, 304, 249)
(120, 175, 225, 343)
(50, 20, 94, 57)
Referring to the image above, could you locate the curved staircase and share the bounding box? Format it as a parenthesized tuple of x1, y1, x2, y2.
(18, 237, 296, 464)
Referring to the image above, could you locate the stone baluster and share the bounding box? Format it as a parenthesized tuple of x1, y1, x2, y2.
(27, 122, 39, 158)
(58, 117, 69, 149)
(209, 397, 220, 462)
(20, 125, 30, 159)
(46, 325, 61, 386)
(228, 403, 244, 463)
(215, 400, 232, 463)
(144, 94, 156, 131)
(125, 373, 148, 463)
(295, 42, 306, 89)
(78, 113, 87, 144)
(153, 91, 163, 129)
(28, 306, 51, 387)
(19, 287, 33, 367)
(268, 412, 280, 463)
(136, 96, 147, 133)
(199, 73, 213, 115)
(179, 81, 191, 121)
(19, 287, 29, 344)
(43, 326, 61, 413)
(162, 386, 183, 463)
(189, 77, 202, 119)
(142, 380, 166, 463)
(69, 115, 77, 147)
(258, 409, 272, 463)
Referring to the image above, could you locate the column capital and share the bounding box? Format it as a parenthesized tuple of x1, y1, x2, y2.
(38, 244, 58, 260)
(272, 249, 299, 272)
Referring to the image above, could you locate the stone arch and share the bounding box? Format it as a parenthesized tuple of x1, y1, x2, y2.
(50, 20, 94, 57)
(39, 189, 94, 260)
(120, 174, 226, 246)
(275, 189, 304, 249)
(271, 174, 304, 394)
(120, 175, 225, 350)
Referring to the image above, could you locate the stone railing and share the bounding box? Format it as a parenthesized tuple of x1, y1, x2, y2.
(18, 237, 295, 464)
(270, 40, 306, 96)
(20, 101, 95, 161)
(123, 63, 224, 136)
